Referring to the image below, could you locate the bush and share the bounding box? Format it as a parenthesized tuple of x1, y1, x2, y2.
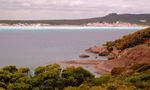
(140, 74, 150, 81)
(124, 38, 144, 49)
(136, 64, 150, 72)
(130, 63, 147, 71)
(61, 67, 94, 87)
(106, 86, 116, 90)
(0, 82, 6, 89)
(2, 65, 17, 73)
(111, 67, 125, 76)
(105, 27, 150, 50)
(91, 76, 110, 85)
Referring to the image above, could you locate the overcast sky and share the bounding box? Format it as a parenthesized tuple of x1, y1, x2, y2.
(0, 0, 149, 20)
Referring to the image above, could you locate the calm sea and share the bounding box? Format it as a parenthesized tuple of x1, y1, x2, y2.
(0, 27, 144, 68)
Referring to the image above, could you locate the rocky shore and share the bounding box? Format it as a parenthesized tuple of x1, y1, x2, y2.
(64, 45, 150, 75)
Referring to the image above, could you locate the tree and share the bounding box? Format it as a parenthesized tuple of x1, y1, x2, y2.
(34, 66, 46, 75)
(2, 65, 17, 73)
(61, 67, 94, 87)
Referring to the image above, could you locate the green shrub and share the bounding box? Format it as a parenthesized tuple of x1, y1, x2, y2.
(91, 75, 110, 85)
(128, 76, 141, 83)
(0, 82, 6, 89)
(61, 67, 94, 87)
(140, 74, 150, 81)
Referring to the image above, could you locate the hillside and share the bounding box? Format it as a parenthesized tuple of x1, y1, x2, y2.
(106, 27, 150, 50)
(0, 13, 150, 26)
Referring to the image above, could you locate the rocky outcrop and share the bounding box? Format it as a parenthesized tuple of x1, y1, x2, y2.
(66, 45, 150, 75)
(86, 45, 109, 56)
(96, 45, 150, 73)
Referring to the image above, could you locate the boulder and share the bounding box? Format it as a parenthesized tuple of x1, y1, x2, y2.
(79, 54, 90, 58)
(86, 45, 110, 56)
(98, 51, 109, 56)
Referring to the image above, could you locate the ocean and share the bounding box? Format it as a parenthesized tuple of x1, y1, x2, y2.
(0, 27, 144, 68)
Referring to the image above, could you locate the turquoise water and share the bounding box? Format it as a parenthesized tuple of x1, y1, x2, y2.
(0, 27, 144, 32)
(0, 27, 144, 68)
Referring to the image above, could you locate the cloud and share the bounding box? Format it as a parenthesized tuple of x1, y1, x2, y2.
(0, 0, 149, 20)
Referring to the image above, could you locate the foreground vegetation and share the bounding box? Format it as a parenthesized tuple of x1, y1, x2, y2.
(0, 63, 149, 90)
(106, 27, 150, 50)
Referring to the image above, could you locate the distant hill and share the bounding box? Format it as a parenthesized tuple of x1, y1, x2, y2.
(0, 13, 150, 26)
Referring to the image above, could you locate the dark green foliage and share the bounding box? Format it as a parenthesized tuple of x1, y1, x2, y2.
(61, 67, 94, 87)
(90, 75, 110, 85)
(124, 38, 144, 49)
(18, 67, 30, 74)
(0, 63, 149, 90)
(7, 83, 32, 90)
(140, 74, 150, 81)
(3, 65, 17, 73)
(34, 66, 46, 75)
(0, 82, 6, 88)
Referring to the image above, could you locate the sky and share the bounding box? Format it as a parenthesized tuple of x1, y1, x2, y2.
(0, 0, 149, 20)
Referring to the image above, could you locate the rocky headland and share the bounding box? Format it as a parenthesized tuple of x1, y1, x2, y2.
(64, 27, 150, 75)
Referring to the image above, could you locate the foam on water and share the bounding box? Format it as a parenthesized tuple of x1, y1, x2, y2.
(0, 26, 145, 32)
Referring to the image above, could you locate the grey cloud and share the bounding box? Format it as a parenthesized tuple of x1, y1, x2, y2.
(0, 0, 149, 20)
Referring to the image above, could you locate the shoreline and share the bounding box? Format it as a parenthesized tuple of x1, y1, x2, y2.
(58, 60, 110, 77)
(0, 26, 146, 28)
(0, 26, 146, 31)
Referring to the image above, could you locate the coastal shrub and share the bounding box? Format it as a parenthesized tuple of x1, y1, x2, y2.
(2, 65, 17, 73)
(7, 82, 32, 90)
(128, 76, 141, 83)
(61, 67, 94, 87)
(90, 75, 110, 85)
(130, 63, 147, 71)
(136, 64, 150, 72)
(111, 67, 125, 76)
(64, 86, 79, 90)
(124, 38, 144, 49)
(0, 63, 149, 90)
(34, 66, 46, 75)
(106, 86, 116, 90)
(139, 74, 150, 81)
(134, 81, 150, 89)
(105, 27, 150, 50)
(18, 67, 30, 74)
(0, 82, 6, 89)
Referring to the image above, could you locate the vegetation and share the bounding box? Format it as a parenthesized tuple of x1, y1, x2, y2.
(0, 64, 94, 90)
(106, 27, 150, 50)
(64, 63, 150, 90)
(0, 13, 150, 25)
(0, 63, 149, 90)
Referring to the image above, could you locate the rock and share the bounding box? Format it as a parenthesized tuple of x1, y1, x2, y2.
(107, 47, 114, 52)
(98, 51, 109, 56)
(108, 53, 117, 60)
(79, 54, 90, 58)
(86, 45, 110, 56)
